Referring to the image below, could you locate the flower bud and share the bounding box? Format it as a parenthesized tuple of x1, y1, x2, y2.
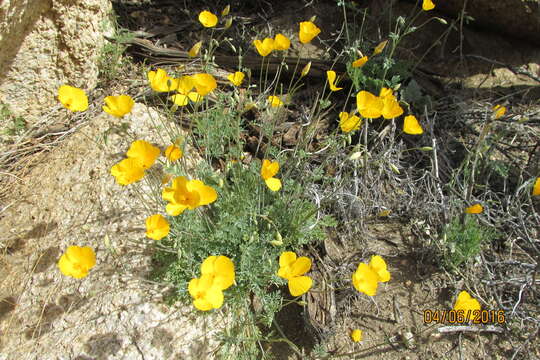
(270, 240, 283, 247)
(389, 163, 400, 174)
(221, 5, 230, 16)
(300, 61, 312, 77)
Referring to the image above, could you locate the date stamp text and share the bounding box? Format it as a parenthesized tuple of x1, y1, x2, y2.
(423, 309, 506, 324)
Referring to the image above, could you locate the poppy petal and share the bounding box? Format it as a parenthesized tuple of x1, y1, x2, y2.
(288, 276, 313, 296)
(290, 257, 312, 277)
(265, 177, 282, 191)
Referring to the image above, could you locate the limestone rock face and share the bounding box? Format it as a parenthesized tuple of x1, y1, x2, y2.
(0, 0, 111, 125)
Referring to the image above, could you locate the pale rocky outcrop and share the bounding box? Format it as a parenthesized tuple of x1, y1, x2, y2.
(0, 0, 112, 125)
(0, 103, 222, 359)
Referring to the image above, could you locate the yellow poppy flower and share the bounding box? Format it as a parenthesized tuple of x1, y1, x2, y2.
(339, 112, 362, 133)
(189, 255, 235, 311)
(58, 85, 89, 112)
(464, 204, 483, 214)
(145, 214, 170, 241)
(403, 115, 423, 135)
(299, 21, 321, 44)
(274, 33, 291, 51)
(453, 290, 481, 320)
(164, 144, 183, 162)
(352, 56, 368, 68)
(277, 252, 313, 297)
(176, 76, 194, 94)
(351, 329, 362, 342)
(261, 159, 282, 191)
(533, 177, 540, 196)
(356, 91, 383, 119)
(171, 93, 201, 106)
(227, 71, 245, 87)
(253, 38, 275, 57)
(103, 95, 134, 118)
(57, 245, 96, 279)
(188, 41, 202, 57)
(110, 158, 145, 186)
(188, 274, 224, 311)
(170, 94, 189, 106)
(126, 140, 160, 170)
(352, 255, 390, 296)
(147, 69, 179, 92)
(267, 96, 284, 108)
(170, 76, 201, 106)
(379, 88, 404, 119)
(192, 73, 218, 96)
(373, 40, 388, 55)
(352, 263, 380, 296)
(327, 71, 343, 91)
(200, 255, 235, 290)
(422, 0, 435, 11)
(198, 10, 218, 28)
(162, 177, 200, 216)
(492, 105, 506, 119)
(162, 176, 218, 216)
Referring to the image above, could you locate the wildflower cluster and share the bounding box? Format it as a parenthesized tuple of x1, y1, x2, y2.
(51, 2, 540, 356)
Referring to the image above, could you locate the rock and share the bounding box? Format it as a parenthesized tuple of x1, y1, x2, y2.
(0, 103, 220, 359)
(435, 0, 540, 45)
(0, 0, 112, 125)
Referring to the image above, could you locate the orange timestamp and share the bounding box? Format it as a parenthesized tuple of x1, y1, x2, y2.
(423, 309, 506, 324)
